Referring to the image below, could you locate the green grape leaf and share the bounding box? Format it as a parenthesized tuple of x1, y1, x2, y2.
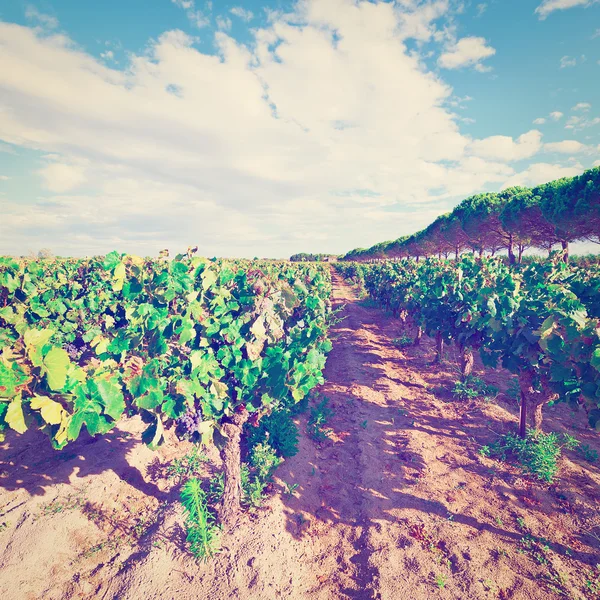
(43, 347, 70, 391)
(5, 395, 27, 434)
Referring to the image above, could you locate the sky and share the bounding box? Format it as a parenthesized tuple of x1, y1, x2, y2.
(0, 0, 599, 258)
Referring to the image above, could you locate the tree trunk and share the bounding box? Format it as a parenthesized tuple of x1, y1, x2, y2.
(414, 326, 422, 346)
(517, 371, 558, 436)
(518, 371, 533, 438)
(532, 401, 544, 432)
(518, 245, 524, 263)
(519, 389, 527, 439)
(434, 331, 444, 363)
(508, 236, 516, 265)
(561, 240, 569, 263)
(459, 345, 474, 378)
(219, 408, 250, 527)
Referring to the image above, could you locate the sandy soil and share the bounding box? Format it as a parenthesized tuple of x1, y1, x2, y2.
(1, 271, 599, 600)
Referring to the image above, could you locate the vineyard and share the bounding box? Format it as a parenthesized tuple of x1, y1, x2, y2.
(0, 245, 598, 599)
(337, 254, 600, 438)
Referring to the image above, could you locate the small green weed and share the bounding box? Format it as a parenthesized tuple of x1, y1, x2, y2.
(360, 420, 368, 429)
(579, 444, 598, 464)
(307, 397, 334, 442)
(166, 446, 209, 485)
(246, 408, 299, 458)
(283, 482, 300, 497)
(452, 376, 498, 402)
(434, 573, 447, 589)
(392, 335, 413, 349)
(481, 430, 577, 483)
(39, 490, 86, 518)
(207, 443, 282, 510)
(180, 478, 220, 561)
(241, 442, 283, 508)
(585, 565, 600, 598)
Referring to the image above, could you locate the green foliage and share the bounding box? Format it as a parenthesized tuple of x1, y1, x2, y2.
(245, 408, 299, 458)
(307, 397, 333, 442)
(283, 481, 299, 497)
(180, 478, 220, 561)
(290, 253, 337, 262)
(0, 254, 332, 454)
(586, 565, 600, 598)
(482, 431, 578, 483)
(452, 376, 498, 402)
(242, 442, 282, 508)
(209, 442, 282, 509)
(338, 253, 600, 436)
(578, 444, 598, 463)
(249, 441, 282, 482)
(340, 166, 600, 261)
(392, 335, 413, 348)
(451, 380, 478, 401)
(506, 377, 521, 402)
(166, 446, 209, 485)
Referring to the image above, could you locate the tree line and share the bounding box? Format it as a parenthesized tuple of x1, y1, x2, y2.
(342, 166, 600, 263)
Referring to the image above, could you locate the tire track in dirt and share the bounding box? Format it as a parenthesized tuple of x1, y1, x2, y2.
(311, 271, 421, 599)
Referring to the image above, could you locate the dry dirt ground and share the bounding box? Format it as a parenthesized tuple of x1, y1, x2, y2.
(1, 271, 599, 600)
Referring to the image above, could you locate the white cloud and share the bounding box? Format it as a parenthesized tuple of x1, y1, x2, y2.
(536, 0, 599, 20)
(38, 163, 87, 192)
(560, 55, 577, 68)
(533, 117, 547, 125)
(550, 111, 564, 120)
(594, 159, 600, 167)
(0, 2, 592, 257)
(565, 115, 600, 130)
(476, 3, 488, 16)
(438, 36, 495, 70)
(230, 7, 254, 21)
(395, 0, 450, 42)
(216, 16, 232, 31)
(502, 162, 583, 188)
(171, 0, 210, 28)
(0, 175, 9, 181)
(468, 130, 543, 161)
(544, 140, 588, 153)
(572, 102, 591, 111)
(24, 6, 58, 29)
(100, 50, 114, 61)
(592, 28, 600, 38)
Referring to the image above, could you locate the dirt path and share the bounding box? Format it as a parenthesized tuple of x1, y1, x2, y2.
(1, 270, 599, 600)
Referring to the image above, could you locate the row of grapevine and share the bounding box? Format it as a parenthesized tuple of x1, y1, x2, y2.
(337, 254, 600, 437)
(342, 166, 599, 263)
(0, 250, 333, 522)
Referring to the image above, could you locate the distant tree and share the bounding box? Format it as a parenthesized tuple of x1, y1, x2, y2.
(438, 214, 470, 259)
(37, 248, 54, 259)
(540, 166, 600, 249)
(500, 189, 557, 259)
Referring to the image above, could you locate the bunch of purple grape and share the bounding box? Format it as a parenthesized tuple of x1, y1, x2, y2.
(64, 341, 93, 365)
(175, 410, 203, 442)
(64, 343, 83, 360)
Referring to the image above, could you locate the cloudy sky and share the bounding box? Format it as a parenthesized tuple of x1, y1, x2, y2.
(0, 0, 599, 258)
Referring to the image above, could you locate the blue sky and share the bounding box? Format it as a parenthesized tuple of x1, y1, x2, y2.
(0, 0, 599, 257)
